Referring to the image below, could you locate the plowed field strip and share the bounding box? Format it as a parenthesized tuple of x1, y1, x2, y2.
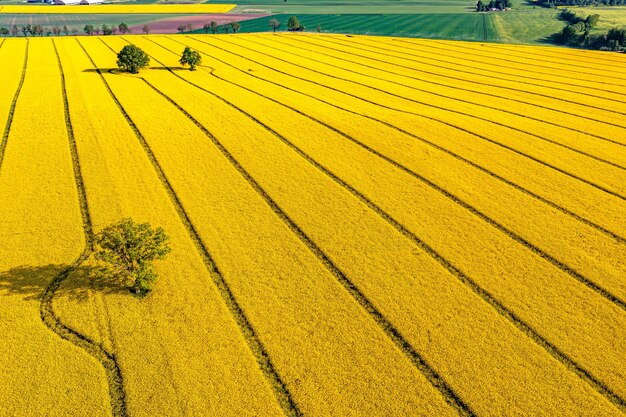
(274, 35, 626, 144)
(200, 36, 626, 201)
(365, 36, 626, 91)
(329, 35, 626, 108)
(76, 38, 301, 417)
(128, 37, 626, 412)
(156, 35, 626, 311)
(173, 35, 626, 244)
(42, 39, 128, 417)
(0, 40, 27, 172)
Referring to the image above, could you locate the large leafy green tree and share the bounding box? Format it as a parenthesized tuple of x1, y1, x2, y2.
(95, 218, 171, 295)
(116, 44, 150, 74)
(179, 47, 202, 71)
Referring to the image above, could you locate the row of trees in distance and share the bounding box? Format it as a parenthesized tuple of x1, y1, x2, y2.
(0, 22, 139, 37)
(556, 9, 626, 51)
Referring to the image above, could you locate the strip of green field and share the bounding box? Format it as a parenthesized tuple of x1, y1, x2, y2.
(232, 0, 475, 14)
(0, 13, 182, 29)
(232, 12, 563, 42)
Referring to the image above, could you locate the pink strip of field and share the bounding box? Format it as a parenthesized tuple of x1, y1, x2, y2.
(129, 13, 267, 34)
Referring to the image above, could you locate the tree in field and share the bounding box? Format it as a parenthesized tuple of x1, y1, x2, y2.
(52, 26, 61, 36)
(287, 16, 301, 32)
(210, 21, 219, 34)
(142, 24, 151, 34)
(222, 23, 229, 33)
(84, 24, 95, 35)
(116, 44, 150, 74)
(11, 25, 19, 37)
(316, 24, 321, 33)
(0, 28, 9, 37)
(203, 23, 210, 34)
(94, 26, 101, 36)
(95, 218, 171, 295)
(186, 23, 193, 32)
(269, 18, 281, 32)
(118, 22, 129, 34)
(63, 25, 69, 35)
(230, 21, 241, 33)
(177, 24, 186, 33)
(179, 46, 202, 71)
(102, 24, 112, 36)
(111, 26, 118, 35)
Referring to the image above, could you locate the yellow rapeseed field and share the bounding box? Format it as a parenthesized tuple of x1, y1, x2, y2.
(0, 33, 625, 417)
(0, 4, 235, 14)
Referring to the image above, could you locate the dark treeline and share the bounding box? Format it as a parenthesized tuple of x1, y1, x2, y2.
(556, 9, 626, 51)
(475, 0, 512, 12)
(0, 22, 135, 37)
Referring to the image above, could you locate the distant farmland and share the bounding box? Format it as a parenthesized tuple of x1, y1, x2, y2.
(0, 34, 625, 416)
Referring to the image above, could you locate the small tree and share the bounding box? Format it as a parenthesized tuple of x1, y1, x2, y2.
(230, 21, 241, 33)
(269, 18, 281, 33)
(287, 16, 300, 32)
(316, 24, 321, 33)
(177, 24, 186, 33)
(116, 44, 150, 74)
(0, 28, 9, 37)
(179, 46, 202, 71)
(95, 218, 171, 295)
(118, 22, 129, 35)
(63, 25, 69, 35)
(143, 25, 151, 34)
(52, 26, 61, 36)
(186, 23, 193, 32)
(203, 23, 210, 34)
(11, 25, 19, 37)
(84, 24, 95, 36)
(102, 24, 112, 36)
(210, 21, 219, 34)
(222, 24, 229, 34)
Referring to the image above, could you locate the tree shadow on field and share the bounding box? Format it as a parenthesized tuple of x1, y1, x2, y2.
(82, 67, 188, 75)
(0, 263, 128, 303)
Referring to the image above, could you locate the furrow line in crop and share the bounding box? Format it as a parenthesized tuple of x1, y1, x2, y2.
(127, 40, 475, 416)
(346, 35, 626, 90)
(247, 35, 626, 162)
(79, 37, 301, 417)
(318, 35, 626, 107)
(48, 39, 128, 417)
(195, 36, 626, 202)
(272, 35, 626, 143)
(0, 39, 28, 174)
(166, 36, 626, 246)
(140, 43, 626, 413)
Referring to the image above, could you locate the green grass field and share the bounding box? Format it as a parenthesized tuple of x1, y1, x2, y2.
(572, 6, 626, 31)
(231, 10, 564, 42)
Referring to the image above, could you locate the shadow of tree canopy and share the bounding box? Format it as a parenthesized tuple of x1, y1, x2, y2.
(0, 263, 129, 303)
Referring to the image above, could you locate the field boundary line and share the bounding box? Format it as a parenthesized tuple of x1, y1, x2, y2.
(269, 35, 626, 145)
(344, 35, 626, 91)
(0, 39, 28, 174)
(168, 36, 626, 246)
(161, 36, 626, 313)
(137, 37, 625, 413)
(49, 38, 128, 417)
(321, 34, 626, 109)
(79, 37, 302, 417)
(242, 35, 626, 166)
(116, 35, 478, 416)
(194, 36, 626, 202)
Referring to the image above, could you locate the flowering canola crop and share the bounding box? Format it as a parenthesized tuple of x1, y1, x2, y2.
(0, 34, 625, 416)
